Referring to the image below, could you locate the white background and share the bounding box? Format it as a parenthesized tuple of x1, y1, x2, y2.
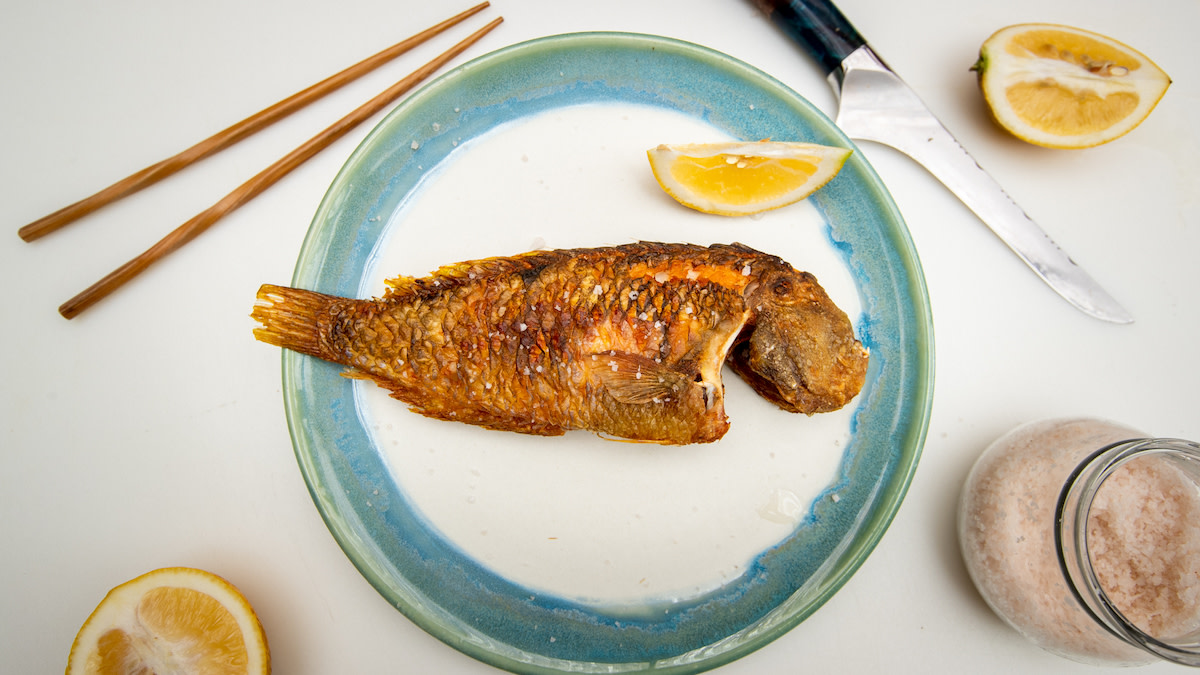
(2, 0, 1197, 673)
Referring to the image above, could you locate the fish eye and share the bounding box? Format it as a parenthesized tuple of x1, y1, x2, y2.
(772, 279, 793, 297)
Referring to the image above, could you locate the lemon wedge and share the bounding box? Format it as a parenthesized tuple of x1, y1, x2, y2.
(67, 567, 270, 675)
(647, 141, 852, 216)
(974, 23, 1171, 149)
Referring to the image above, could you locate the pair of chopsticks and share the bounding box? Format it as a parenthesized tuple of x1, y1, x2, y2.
(21, 3, 502, 319)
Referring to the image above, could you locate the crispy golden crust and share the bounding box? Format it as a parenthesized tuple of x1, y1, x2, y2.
(252, 242, 867, 444)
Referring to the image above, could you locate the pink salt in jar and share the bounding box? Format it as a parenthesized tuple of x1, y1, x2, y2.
(958, 418, 1200, 666)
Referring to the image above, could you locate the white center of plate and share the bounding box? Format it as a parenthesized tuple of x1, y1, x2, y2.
(357, 103, 860, 607)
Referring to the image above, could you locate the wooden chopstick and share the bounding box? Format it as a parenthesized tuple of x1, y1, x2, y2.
(58, 16, 503, 320)
(18, 2, 491, 243)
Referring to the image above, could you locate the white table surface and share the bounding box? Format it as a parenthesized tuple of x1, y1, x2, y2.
(3, 0, 1198, 672)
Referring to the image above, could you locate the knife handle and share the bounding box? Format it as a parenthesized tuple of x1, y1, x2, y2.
(754, 0, 866, 75)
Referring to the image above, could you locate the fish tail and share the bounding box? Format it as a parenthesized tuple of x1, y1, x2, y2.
(251, 284, 335, 359)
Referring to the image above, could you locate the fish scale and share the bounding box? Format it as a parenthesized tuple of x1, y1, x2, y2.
(252, 242, 868, 444)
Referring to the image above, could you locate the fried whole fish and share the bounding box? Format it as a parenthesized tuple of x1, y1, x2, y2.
(252, 242, 868, 444)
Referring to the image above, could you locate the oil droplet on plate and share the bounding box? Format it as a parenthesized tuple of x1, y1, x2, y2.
(758, 488, 803, 525)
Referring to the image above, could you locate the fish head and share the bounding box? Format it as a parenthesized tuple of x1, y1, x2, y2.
(729, 268, 868, 414)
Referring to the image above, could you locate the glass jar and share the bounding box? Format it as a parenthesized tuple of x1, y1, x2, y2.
(958, 417, 1200, 666)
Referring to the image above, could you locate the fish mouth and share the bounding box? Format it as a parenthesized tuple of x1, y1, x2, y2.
(727, 329, 808, 412)
(725, 311, 868, 415)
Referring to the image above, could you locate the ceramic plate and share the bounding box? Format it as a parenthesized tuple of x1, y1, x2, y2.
(281, 33, 933, 673)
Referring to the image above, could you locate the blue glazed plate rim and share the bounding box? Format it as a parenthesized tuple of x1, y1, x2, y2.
(281, 32, 934, 674)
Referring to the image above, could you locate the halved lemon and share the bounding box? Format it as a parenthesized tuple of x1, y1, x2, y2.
(974, 23, 1171, 149)
(647, 141, 852, 216)
(67, 567, 270, 675)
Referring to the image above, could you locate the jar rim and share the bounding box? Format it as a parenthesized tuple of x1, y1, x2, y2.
(1055, 437, 1200, 667)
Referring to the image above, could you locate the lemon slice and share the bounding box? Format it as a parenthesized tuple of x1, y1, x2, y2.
(974, 23, 1171, 149)
(647, 141, 852, 216)
(67, 567, 270, 675)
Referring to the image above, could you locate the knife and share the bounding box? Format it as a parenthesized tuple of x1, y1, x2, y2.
(754, 0, 1133, 324)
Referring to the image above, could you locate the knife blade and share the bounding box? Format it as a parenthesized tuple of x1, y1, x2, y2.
(754, 0, 1133, 324)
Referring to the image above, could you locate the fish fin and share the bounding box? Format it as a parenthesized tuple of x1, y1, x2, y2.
(590, 351, 691, 404)
(383, 250, 557, 299)
(382, 275, 419, 297)
(251, 284, 336, 360)
(340, 370, 374, 381)
(593, 431, 675, 445)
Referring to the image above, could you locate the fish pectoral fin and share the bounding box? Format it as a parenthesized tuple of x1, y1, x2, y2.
(590, 351, 691, 404)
